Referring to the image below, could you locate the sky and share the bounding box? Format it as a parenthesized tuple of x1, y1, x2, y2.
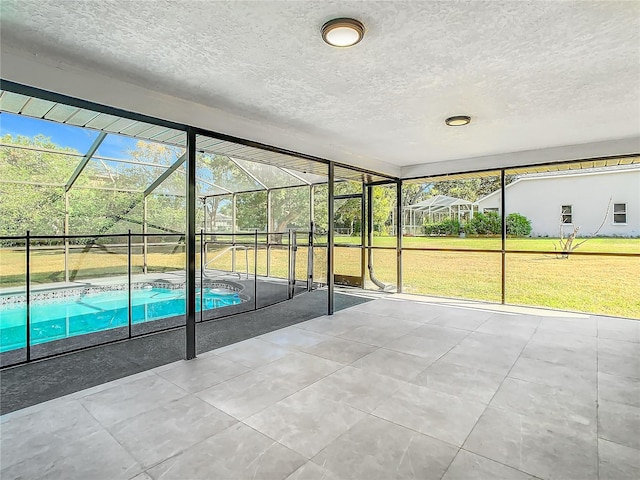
(0, 112, 139, 158)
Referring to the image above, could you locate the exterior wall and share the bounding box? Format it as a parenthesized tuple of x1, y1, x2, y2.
(477, 170, 640, 237)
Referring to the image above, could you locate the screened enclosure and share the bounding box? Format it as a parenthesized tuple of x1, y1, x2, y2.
(1, 85, 638, 369)
(0, 89, 397, 366)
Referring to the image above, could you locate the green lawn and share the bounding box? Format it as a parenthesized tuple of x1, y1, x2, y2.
(336, 234, 640, 254)
(1, 236, 639, 319)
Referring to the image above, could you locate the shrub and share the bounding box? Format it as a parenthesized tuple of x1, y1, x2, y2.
(506, 213, 532, 236)
(424, 219, 460, 235)
(467, 212, 501, 235)
(462, 222, 477, 235)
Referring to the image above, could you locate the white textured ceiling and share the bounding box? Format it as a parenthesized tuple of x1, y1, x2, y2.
(1, 0, 639, 177)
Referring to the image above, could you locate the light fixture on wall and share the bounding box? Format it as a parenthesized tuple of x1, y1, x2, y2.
(321, 18, 365, 47)
(445, 115, 471, 126)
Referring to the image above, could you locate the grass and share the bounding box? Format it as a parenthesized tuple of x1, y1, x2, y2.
(1, 237, 639, 319)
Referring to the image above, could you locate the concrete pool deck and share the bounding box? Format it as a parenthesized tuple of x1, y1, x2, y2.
(1, 293, 638, 479)
(0, 272, 309, 367)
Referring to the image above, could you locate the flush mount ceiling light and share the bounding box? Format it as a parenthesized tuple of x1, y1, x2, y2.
(321, 18, 365, 47)
(445, 115, 471, 126)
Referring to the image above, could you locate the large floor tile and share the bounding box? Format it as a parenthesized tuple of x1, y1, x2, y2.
(313, 415, 458, 480)
(520, 340, 596, 372)
(598, 372, 640, 407)
(598, 399, 640, 449)
(255, 351, 343, 387)
(475, 317, 538, 340)
(490, 377, 597, 431)
(337, 318, 422, 347)
(1, 427, 140, 480)
(597, 316, 640, 343)
(350, 298, 441, 321)
(599, 337, 640, 357)
(439, 332, 525, 376)
(147, 423, 305, 480)
(464, 407, 597, 480)
(108, 395, 237, 468)
(214, 337, 291, 368)
(508, 356, 596, 399)
(296, 311, 371, 336)
(442, 449, 537, 480)
(244, 388, 366, 458)
(156, 355, 249, 393)
(598, 438, 640, 480)
(412, 361, 505, 404)
(0, 399, 103, 470)
(130, 473, 153, 480)
(598, 338, 640, 379)
(259, 327, 332, 349)
(69, 370, 156, 399)
(427, 308, 494, 331)
(300, 365, 405, 412)
(351, 348, 435, 381)
(196, 370, 303, 419)
(285, 461, 344, 480)
(300, 336, 376, 364)
(384, 334, 455, 359)
(537, 316, 597, 337)
(79, 374, 188, 427)
(373, 382, 486, 446)
(528, 330, 597, 350)
(410, 324, 471, 343)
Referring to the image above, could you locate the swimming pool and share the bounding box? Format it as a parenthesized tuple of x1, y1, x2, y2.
(0, 286, 242, 352)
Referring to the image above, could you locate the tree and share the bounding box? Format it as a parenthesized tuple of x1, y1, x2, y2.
(371, 185, 395, 234)
(270, 187, 311, 233)
(431, 176, 515, 202)
(0, 134, 78, 236)
(234, 191, 267, 232)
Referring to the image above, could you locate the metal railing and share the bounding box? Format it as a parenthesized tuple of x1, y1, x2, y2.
(0, 229, 314, 368)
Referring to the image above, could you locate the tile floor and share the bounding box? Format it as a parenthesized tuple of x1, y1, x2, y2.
(1, 296, 639, 480)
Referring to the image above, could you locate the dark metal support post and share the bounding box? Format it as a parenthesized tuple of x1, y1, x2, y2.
(200, 228, 204, 322)
(288, 229, 293, 299)
(309, 186, 315, 225)
(501, 169, 506, 304)
(25, 231, 31, 362)
(361, 185, 367, 287)
(366, 185, 373, 288)
(309, 186, 315, 291)
(266, 189, 272, 277)
(396, 180, 403, 293)
(185, 129, 197, 360)
(127, 230, 132, 339)
(64, 192, 70, 282)
(308, 222, 314, 291)
(327, 163, 335, 315)
(231, 194, 237, 272)
(143, 197, 148, 274)
(254, 230, 258, 310)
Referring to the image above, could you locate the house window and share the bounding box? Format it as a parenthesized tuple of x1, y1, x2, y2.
(613, 203, 627, 224)
(561, 205, 572, 224)
(483, 208, 499, 213)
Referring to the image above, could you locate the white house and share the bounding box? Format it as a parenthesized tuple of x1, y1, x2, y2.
(477, 166, 640, 237)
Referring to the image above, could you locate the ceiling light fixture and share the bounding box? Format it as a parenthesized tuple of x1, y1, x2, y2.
(321, 18, 365, 47)
(445, 115, 471, 126)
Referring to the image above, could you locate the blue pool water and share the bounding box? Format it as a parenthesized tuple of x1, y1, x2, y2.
(0, 287, 242, 352)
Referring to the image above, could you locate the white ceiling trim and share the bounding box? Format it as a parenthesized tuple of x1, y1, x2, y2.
(402, 137, 640, 179)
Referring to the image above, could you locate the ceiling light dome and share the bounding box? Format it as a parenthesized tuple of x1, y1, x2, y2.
(445, 115, 471, 126)
(322, 18, 365, 47)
